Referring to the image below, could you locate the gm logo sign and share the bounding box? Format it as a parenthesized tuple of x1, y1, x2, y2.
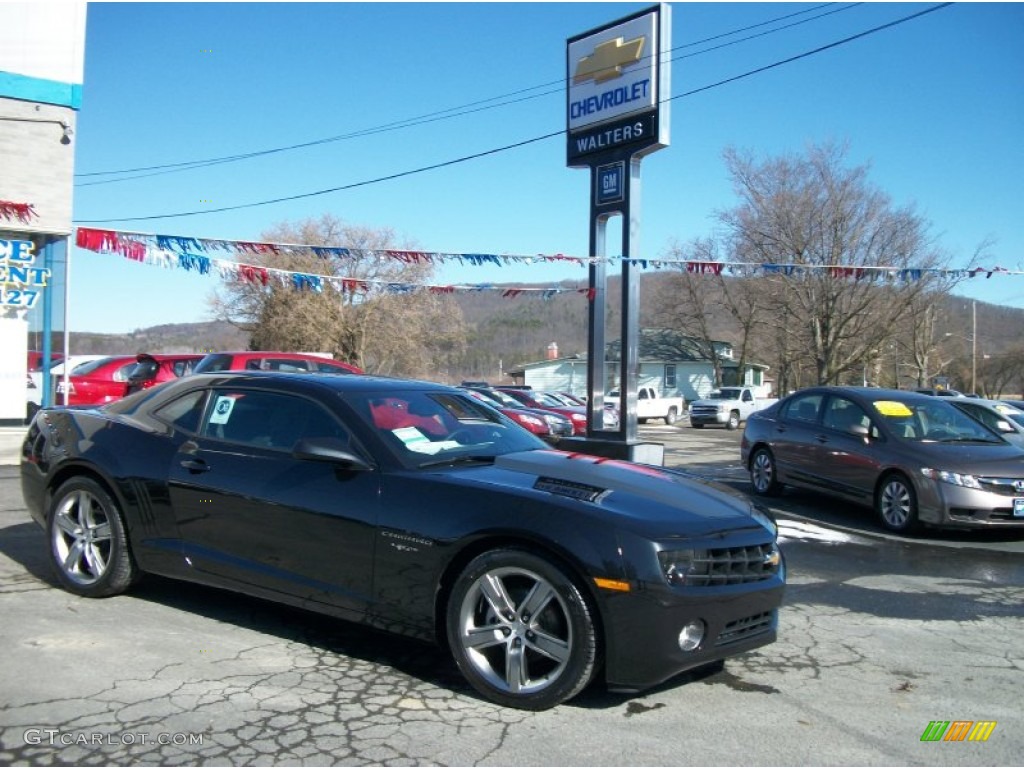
(596, 162, 625, 205)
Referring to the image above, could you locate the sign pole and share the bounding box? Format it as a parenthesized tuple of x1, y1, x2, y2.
(566, 3, 671, 463)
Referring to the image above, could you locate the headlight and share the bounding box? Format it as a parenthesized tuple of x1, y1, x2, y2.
(657, 549, 710, 586)
(518, 414, 545, 429)
(921, 468, 983, 490)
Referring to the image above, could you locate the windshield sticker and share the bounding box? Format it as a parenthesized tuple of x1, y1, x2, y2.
(210, 395, 237, 424)
(393, 426, 429, 447)
(873, 401, 913, 417)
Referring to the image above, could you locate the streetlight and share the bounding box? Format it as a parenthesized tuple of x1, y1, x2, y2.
(944, 300, 977, 394)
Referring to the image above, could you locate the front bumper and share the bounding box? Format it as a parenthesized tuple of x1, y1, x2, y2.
(599, 568, 785, 691)
(689, 411, 728, 426)
(918, 477, 1024, 528)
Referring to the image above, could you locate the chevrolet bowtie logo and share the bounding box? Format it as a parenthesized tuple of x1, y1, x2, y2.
(574, 36, 645, 85)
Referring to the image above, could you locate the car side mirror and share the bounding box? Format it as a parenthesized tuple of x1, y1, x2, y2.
(292, 437, 373, 470)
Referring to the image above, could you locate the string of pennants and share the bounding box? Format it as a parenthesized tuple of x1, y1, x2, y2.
(74, 226, 1020, 300)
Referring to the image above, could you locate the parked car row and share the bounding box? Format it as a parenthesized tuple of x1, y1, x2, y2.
(26, 351, 364, 418)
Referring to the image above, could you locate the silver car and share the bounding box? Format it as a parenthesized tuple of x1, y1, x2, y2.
(949, 398, 1024, 449)
(741, 386, 1024, 533)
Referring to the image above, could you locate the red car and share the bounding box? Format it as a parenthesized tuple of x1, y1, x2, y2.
(461, 387, 574, 444)
(496, 387, 589, 435)
(59, 353, 201, 406)
(193, 351, 363, 375)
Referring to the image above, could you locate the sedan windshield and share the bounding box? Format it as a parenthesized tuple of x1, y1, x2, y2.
(347, 389, 547, 467)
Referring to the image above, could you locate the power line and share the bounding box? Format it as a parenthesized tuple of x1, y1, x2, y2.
(74, 3, 953, 225)
(75, 2, 855, 185)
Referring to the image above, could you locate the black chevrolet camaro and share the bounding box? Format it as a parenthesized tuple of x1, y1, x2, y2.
(20, 372, 784, 710)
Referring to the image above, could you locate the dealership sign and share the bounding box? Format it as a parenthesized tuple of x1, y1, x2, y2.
(0, 239, 49, 308)
(566, 4, 670, 167)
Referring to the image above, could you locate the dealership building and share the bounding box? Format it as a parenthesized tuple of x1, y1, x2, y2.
(0, 3, 86, 424)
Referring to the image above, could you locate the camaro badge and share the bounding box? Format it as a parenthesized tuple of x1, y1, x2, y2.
(574, 36, 645, 85)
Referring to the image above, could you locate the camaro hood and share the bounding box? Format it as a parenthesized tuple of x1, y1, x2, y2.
(461, 449, 768, 538)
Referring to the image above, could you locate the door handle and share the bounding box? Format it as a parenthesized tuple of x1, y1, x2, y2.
(179, 458, 211, 473)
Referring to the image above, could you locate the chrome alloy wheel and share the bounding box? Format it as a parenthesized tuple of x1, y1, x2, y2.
(751, 452, 775, 493)
(879, 477, 914, 530)
(52, 489, 113, 586)
(455, 566, 572, 696)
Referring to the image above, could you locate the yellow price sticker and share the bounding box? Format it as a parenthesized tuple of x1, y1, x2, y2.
(873, 400, 913, 417)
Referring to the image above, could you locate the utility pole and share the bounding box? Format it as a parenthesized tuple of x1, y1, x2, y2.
(971, 300, 977, 394)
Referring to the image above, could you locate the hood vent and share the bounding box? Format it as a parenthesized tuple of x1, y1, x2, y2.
(534, 476, 609, 503)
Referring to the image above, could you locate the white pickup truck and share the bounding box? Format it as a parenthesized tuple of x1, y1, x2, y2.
(688, 386, 778, 430)
(606, 386, 685, 425)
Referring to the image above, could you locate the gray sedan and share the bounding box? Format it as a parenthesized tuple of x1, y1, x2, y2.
(740, 386, 1024, 533)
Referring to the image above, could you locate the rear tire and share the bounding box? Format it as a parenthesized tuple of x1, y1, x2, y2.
(47, 477, 138, 597)
(664, 408, 678, 425)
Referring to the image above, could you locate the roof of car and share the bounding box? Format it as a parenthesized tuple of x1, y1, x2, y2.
(181, 370, 452, 393)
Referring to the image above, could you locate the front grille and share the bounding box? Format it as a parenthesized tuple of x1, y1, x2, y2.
(715, 611, 775, 647)
(977, 477, 1024, 498)
(688, 543, 780, 587)
(690, 406, 721, 417)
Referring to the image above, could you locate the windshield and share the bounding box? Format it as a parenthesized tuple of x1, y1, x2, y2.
(709, 389, 741, 400)
(872, 398, 1007, 443)
(346, 389, 547, 468)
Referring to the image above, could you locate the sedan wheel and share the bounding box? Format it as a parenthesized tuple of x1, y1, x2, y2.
(749, 447, 783, 497)
(48, 477, 138, 597)
(876, 474, 919, 533)
(447, 549, 597, 710)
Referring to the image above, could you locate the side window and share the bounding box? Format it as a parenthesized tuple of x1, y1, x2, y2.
(784, 394, 823, 424)
(154, 390, 207, 434)
(316, 360, 354, 375)
(822, 397, 869, 433)
(639, 389, 650, 400)
(742, 390, 753, 402)
(201, 390, 350, 451)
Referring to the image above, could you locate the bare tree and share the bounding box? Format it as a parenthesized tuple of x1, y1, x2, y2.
(211, 214, 466, 378)
(719, 142, 951, 385)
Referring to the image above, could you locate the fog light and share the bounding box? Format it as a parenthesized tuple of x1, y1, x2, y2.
(678, 620, 705, 652)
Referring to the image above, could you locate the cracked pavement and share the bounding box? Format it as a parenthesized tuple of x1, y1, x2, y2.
(1, 425, 1022, 765)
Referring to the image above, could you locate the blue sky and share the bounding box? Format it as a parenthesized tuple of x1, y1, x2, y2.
(63, 1, 1024, 334)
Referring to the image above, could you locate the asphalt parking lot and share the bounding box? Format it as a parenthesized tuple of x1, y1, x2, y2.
(0, 423, 1021, 765)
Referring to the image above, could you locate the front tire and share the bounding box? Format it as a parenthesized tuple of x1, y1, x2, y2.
(726, 411, 741, 430)
(876, 473, 919, 533)
(750, 447, 783, 497)
(47, 477, 138, 597)
(446, 549, 598, 710)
